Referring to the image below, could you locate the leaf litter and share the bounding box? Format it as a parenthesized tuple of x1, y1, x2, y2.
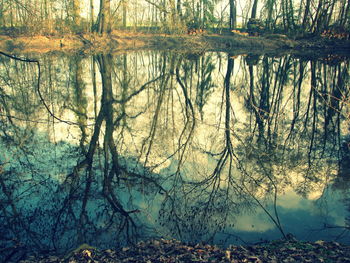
(17, 238, 350, 263)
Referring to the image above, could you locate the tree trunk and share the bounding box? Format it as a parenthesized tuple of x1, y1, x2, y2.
(229, 0, 237, 29)
(122, 0, 127, 29)
(288, 0, 295, 30)
(251, 0, 258, 19)
(311, 0, 323, 33)
(302, 0, 311, 30)
(340, 0, 350, 27)
(90, 0, 94, 32)
(326, 0, 335, 29)
(281, 0, 288, 30)
(266, 0, 274, 29)
(97, 0, 111, 35)
(73, 0, 81, 31)
(177, 0, 182, 17)
(169, 0, 177, 31)
(10, 3, 14, 27)
(224, 55, 234, 151)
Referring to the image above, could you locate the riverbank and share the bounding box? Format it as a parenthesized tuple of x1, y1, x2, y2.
(15, 238, 350, 263)
(0, 30, 349, 56)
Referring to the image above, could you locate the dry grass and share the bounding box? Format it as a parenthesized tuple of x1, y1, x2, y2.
(0, 31, 290, 54)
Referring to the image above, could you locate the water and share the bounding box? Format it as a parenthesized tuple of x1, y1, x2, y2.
(0, 51, 349, 255)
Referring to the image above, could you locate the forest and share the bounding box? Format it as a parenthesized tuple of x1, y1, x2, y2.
(1, 1, 350, 263)
(0, 0, 349, 36)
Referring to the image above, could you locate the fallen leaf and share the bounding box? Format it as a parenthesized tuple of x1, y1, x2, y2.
(82, 249, 92, 258)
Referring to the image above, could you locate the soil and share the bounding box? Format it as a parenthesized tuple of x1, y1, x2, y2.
(11, 238, 350, 263)
(0, 30, 349, 57)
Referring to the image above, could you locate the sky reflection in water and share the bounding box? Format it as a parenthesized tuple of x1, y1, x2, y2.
(0, 51, 349, 253)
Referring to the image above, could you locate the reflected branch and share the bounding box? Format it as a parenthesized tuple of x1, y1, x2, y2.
(0, 51, 81, 127)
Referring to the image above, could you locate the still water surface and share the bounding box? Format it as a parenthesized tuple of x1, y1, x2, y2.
(0, 51, 349, 253)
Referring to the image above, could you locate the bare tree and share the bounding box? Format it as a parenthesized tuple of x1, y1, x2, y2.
(96, 0, 112, 34)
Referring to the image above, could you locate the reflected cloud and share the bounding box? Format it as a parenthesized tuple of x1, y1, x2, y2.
(0, 51, 349, 258)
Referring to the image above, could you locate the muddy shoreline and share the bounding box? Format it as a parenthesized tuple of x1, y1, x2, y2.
(0, 31, 349, 57)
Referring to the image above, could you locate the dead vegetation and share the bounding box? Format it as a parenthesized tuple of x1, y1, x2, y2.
(16, 238, 350, 263)
(0, 30, 348, 55)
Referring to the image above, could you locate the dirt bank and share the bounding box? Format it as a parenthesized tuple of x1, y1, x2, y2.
(12, 238, 350, 263)
(0, 30, 349, 56)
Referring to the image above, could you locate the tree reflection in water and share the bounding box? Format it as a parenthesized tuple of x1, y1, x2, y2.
(0, 51, 349, 258)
